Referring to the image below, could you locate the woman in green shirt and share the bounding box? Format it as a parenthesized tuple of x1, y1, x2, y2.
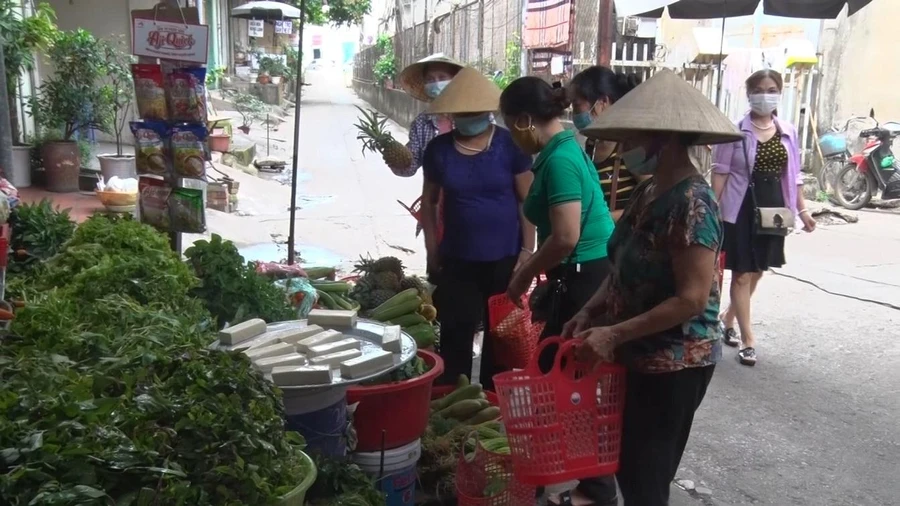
(500, 76, 618, 505)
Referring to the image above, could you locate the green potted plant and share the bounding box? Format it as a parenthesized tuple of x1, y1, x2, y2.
(0, 1, 58, 188)
(259, 55, 288, 85)
(95, 36, 136, 182)
(28, 29, 113, 192)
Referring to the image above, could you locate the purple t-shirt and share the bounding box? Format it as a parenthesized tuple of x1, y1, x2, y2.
(423, 127, 532, 262)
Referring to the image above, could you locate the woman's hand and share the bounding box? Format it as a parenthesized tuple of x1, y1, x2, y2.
(575, 326, 619, 363)
(506, 269, 533, 309)
(800, 211, 816, 232)
(561, 310, 591, 339)
(514, 250, 532, 272)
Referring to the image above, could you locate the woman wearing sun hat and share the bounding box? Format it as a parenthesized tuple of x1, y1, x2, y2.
(421, 67, 536, 390)
(561, 69, 739, 506)
(393, 53, 465, 177)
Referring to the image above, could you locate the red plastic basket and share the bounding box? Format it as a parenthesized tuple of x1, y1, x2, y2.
(456, 431, 536, 506)
(346, 349, 445, 452)
(398, 195, 444, 242)
(718, 251, 726, 294)
(487, 291, 544, 370)
(493, 337, 626, 486)
(0, 224, 9, 269)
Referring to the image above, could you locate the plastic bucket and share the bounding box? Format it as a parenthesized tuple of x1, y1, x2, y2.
(283, 387, 348, 458)
(277, 451, 317, 506)
(352, 439, 422, 506)
(346, 350, 444, 452)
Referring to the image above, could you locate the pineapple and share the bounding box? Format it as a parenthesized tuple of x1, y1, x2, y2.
(354, 107, 413, 168)
(372, 256, 404, 279)
(372, 271, 402, 292)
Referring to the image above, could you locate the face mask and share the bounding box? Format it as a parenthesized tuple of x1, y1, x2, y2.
(511, 117, 542, 155)
(572, 101, 597, 131)
(621, 146, 659, 176)
(454, 114, 491, 136)
(424, 80, 451, 99)
(748, 93, 780, 115)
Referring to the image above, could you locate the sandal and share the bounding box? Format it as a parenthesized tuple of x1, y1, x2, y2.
(723, 327, 740, 347)
(548, 490, 614, 506)
(737, 347, 757, 366)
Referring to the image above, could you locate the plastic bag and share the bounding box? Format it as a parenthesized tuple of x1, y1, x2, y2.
(170, 124, 208, 179)
(255, 261, 308, 280)
(131, 120, 170, 176)
(169, 182, 206, 233)
(138, 176, 171, 230)
(166, 67, 208, 123)
(276, 277, 317, 319)
(132, 64, 168, 121)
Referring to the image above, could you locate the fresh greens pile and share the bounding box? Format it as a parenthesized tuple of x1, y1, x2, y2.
(1, 215, 309, 505)
(7, 199, 75, 277)
(307, 455, 386, 506)
(184, 233, 295, 329)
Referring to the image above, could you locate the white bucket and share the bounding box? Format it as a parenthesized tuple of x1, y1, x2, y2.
(352, 439, 421, 506)
(10, 146, 31, 188)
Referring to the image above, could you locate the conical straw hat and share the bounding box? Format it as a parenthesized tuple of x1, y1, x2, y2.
(581, 69, 742, 145)
(428, 67, 501, 115)
(398, 53, 464, 102)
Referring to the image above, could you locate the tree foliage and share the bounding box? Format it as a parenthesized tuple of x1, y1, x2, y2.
(291, 0, 371, 27)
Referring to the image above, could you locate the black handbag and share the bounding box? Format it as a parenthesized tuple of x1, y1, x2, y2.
(742, 138, 794, 236)
(529, 192, 596, 324)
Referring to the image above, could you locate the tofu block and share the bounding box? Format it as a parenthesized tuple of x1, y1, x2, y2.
(218, 318, 267, 345)
(241, 329, 292, 351)
(310, 349, 362, 368)
(278, 325, 325, 345)
(340, 349, 394, 379)
(296, 329, 344, 353)
(307, 309, 358, 329)
(381, 325, 402, 353)
(244, 342, 295, 361)
(254, 353, 308, 374)
(272, 365, 332, 386)
(308, 338, 361, 358)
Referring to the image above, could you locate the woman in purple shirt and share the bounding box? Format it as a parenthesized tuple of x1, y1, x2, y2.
(421, 68, 536, 390)
(712, 69, 817, 366)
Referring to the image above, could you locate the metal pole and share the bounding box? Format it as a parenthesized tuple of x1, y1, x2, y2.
(715, 15, 725, 108)
(287, 0, 307, 265)
(0, 42, 15, 177)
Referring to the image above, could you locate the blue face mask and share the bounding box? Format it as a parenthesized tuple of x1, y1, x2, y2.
(454, 114, 491, 136)
(424, 80, 451, 99)
(621, 146, 659, 176)
(573, 111, 593, 131)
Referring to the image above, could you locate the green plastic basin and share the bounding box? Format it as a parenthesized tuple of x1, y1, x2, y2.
(279, 451, 317, 506)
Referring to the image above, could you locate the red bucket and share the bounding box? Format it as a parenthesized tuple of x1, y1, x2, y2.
(346, 349, 445, 452)
(493, 337, 626, 485)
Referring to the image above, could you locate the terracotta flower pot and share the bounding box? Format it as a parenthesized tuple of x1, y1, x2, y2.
(257, 73, 271, 84)
(40, 141, 80, 193)
(208, 133, 231, 153)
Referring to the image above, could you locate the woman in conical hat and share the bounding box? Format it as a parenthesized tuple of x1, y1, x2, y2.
(391, 54, 464, 177)
(562, 69, 741, 506)
(421, 67, 535, 390)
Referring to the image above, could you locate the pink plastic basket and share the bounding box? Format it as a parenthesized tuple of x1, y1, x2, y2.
(493, 337, 626, 485)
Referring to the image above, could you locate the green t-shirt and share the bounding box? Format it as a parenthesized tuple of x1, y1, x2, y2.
(523, 131, 615, 263)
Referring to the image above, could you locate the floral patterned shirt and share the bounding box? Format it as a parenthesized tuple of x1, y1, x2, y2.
(606, 175, 724, 373)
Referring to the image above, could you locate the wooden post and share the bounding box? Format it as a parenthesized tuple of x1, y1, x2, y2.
(596, 0, 614, 66)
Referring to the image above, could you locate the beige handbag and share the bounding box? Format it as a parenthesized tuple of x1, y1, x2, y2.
(755, 206, 794, 235)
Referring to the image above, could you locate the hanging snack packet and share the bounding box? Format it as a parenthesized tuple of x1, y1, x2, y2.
(130, 121, 170, 176)
(132, 64, 168, 121)
(166, 67, 208, 123)
(169, 179, 206, 233)
(138, 176, 172, 230)
(170, 124, 208, 179)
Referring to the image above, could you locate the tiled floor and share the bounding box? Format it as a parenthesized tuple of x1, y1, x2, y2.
(17, 186, 105, 223)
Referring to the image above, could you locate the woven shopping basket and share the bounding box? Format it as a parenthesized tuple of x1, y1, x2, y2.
(455, 430, 536, 506)
(487, 282, 544, 369)
(493, 337, 626, 485)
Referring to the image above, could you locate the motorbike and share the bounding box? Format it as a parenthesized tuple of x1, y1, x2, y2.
(817, 115, 874, 196)
(833, 110, 900, 210)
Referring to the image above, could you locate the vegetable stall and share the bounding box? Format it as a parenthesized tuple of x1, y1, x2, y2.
(0, 203, 531, 506)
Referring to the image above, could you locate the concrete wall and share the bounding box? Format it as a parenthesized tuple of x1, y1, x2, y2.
(353, 81, 427, 130)
(817, 1, 900, 130)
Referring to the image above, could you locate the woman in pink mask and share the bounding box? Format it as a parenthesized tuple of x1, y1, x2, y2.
(712, 69, 816, 367)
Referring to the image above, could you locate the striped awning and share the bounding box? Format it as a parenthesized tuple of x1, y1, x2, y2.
(523, 0, 574, 49)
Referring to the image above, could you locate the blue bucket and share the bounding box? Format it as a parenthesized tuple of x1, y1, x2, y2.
(284, 387, 348, 458)
(351, 439, 421, 506)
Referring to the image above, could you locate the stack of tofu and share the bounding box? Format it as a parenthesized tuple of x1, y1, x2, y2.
(217, 309, 404, 387)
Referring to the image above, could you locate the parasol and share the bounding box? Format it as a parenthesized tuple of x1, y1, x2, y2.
(231, 0, 302, 19)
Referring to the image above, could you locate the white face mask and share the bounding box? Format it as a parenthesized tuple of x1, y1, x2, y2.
(748, 93, 780, 115)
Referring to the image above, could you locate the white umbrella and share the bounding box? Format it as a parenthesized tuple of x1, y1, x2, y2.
(614, 0, 873, 19)
(231, 0, 302, 19)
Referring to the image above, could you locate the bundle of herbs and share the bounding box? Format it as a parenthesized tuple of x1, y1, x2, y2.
(1, 215, 310, 505)
(306, 455, 386, 506)
(6, 199, 75, 278)
(184, 234, 295, 329)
